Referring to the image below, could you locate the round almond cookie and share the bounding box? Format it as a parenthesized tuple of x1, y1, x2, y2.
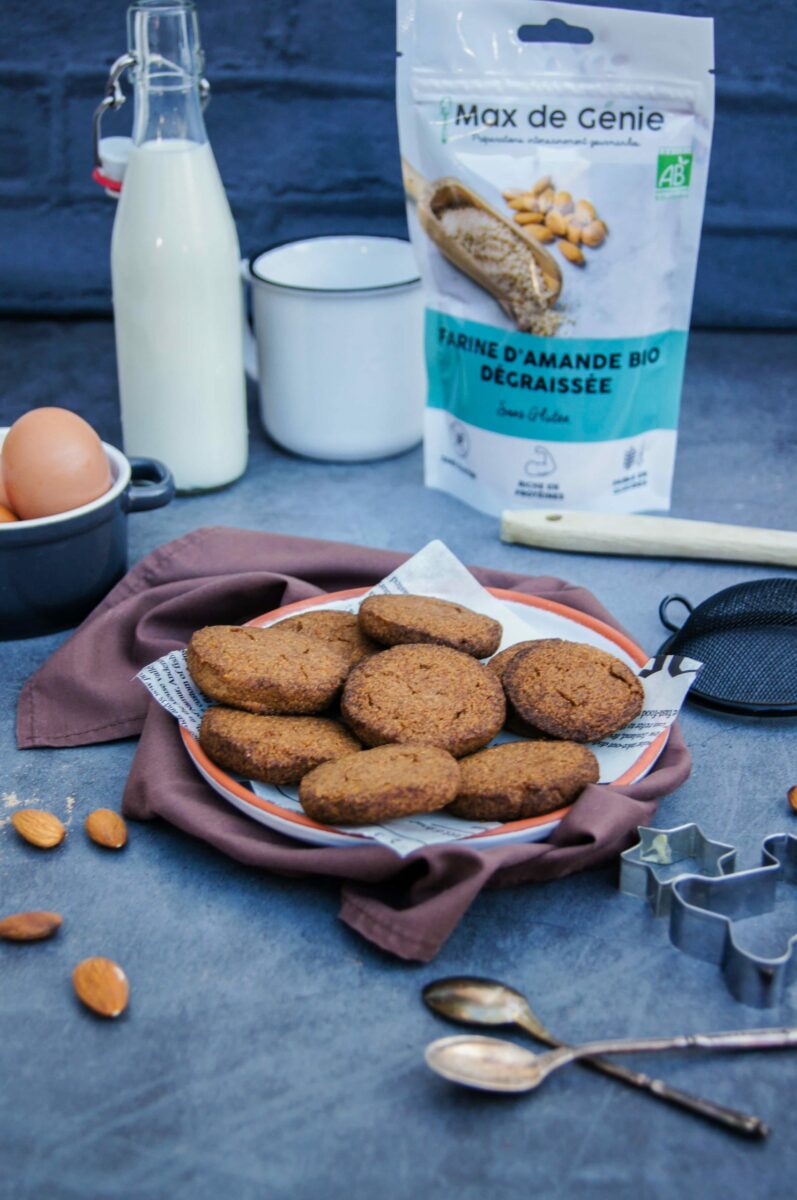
(503, 640, 644, 742)
(486, 638, 563, 681)
(186, 624, 348, 714)
(358, 594, 502, 658)
(341, 644, 505, 757)
(299, 744, 459, 825)
(486, 638, 562, 738)
(448, 740, 599, 821)
(275, 610, 379, 670)
(199, 708, 361, 786)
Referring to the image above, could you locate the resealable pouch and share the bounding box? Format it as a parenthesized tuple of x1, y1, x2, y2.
(396, 0, 714, 516)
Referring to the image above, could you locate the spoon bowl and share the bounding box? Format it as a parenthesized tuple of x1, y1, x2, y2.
(425, 1035, 545, 1093)
(422, 976, 545, 1038)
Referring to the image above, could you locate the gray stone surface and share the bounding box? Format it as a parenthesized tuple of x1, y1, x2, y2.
(1, 321, 796, 1198)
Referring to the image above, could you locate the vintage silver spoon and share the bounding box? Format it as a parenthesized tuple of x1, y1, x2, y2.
(422, 976, 773, 1138)
(427, 1029, 797, 1116)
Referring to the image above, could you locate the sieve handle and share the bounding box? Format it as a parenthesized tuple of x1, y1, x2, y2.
(501, 511, 797, 567)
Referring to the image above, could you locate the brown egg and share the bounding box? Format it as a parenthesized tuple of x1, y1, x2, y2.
(2, 408, 112, 520)
(0, 458, 13, 510)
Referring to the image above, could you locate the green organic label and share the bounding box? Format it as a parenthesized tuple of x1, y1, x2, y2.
(656, 151, 693, 194)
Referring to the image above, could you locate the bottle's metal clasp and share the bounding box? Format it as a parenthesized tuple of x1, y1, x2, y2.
(92, 52, 137, 171)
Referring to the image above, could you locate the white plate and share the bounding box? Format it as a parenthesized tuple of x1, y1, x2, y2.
(182, 588, 666, 852)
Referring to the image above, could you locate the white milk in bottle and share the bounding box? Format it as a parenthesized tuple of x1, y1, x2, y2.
(110, 0, 247, 491)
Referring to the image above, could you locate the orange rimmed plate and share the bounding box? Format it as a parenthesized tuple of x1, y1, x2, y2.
(181, 587, 667, 851)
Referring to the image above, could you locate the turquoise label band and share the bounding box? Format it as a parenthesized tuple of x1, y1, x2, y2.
(425, 310, 688, 443)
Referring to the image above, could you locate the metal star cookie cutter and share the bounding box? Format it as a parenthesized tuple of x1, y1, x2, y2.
(619, 823, 737, 918)
(669, 833, 797, 1009)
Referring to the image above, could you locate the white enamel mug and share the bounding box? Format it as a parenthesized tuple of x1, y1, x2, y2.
(244, 235, 425, 462)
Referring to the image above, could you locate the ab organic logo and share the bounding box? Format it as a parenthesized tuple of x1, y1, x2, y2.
(656, 151, 693, 195)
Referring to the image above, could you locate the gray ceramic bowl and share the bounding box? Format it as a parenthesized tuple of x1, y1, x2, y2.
(0, 432, 174, 639)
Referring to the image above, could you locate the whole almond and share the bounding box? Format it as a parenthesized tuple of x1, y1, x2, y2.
(575, 199, 597, 223)
(531, 175, 552, 196)
(566, 221, 583, 245)
(537, 187, 555, 213)
(72, 957, 129, 1018)
(545, 210, 568, 236)
(11, 809, 66, 849)
(507, 195, 539, 213)
(554, 191, 574, 214)
(513, 211, 544, 225)
(0, 911, 63, 941)
(558, 239, 585, 266)
(582, 219, 608, 248)
(85, 809, 128, 850)
(788, 785, 797, 813)
(524, 225, 555, 244)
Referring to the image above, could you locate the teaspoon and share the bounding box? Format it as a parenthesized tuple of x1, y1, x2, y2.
(422, 976, 772, 1138)
(426, 1028, 797, 1132)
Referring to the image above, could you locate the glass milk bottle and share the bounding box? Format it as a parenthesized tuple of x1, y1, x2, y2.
(110, 0, 247, 491)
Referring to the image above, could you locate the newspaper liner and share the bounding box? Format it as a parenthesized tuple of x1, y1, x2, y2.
(138, 540, 700, 857)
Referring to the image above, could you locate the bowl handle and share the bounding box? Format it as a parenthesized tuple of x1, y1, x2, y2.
(125, 457, 175, 512)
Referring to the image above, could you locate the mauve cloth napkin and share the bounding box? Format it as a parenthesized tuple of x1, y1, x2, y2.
(17, 527, 690, 961)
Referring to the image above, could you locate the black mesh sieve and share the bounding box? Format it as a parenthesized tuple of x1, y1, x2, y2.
(658, 577, 797, 716)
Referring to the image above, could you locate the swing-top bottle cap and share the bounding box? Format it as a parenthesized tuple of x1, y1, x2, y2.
(93, 136, 132, 195)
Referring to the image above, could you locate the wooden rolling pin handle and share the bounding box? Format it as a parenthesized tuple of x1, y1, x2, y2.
(500, 510, 797, 568)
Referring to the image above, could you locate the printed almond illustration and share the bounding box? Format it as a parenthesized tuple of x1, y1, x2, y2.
(504, 177, 608, 268)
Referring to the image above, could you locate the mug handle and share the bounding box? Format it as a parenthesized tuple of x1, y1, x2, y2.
(240, 257, 259, 381)
(125, 457, 175, 512)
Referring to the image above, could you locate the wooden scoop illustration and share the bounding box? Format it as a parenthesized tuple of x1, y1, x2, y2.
(402, 158, 562, 328)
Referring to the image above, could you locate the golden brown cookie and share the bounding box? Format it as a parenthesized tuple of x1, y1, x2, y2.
(448, 740, 599, 821)
(299, 744, 459, 824)
(199, 708, 361, 785)
(503, 640, 644, 742)
(341, 644, 505, 757)
(486, 638, 563, 681)
(186, 624, 348, 714)
(358, 594, 502, 658)
(486, 639, 562, 738)
(275, 609, 379, 670)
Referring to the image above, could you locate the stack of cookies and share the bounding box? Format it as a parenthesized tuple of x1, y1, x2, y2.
(186, 595, 645, 828)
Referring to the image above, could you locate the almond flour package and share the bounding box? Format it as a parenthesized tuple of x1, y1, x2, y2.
(397, 0, 714, 516)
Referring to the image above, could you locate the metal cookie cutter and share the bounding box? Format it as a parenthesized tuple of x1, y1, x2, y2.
(619, 823, 736, 918)
(670, 834, 797, 1009)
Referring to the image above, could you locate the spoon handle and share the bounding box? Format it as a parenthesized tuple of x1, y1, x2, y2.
(518, 1019, 769, 1139)
(574, 1027, 797, 1058)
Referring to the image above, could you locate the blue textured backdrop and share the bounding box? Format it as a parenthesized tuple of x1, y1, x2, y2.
(0, 0, 794, 325)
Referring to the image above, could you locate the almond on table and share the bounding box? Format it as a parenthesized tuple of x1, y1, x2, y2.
(85, 808, 128, 849)
(0, 911, 62, 941)
(11, 809, 66, 849)
(72, 957, 130, 1018)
